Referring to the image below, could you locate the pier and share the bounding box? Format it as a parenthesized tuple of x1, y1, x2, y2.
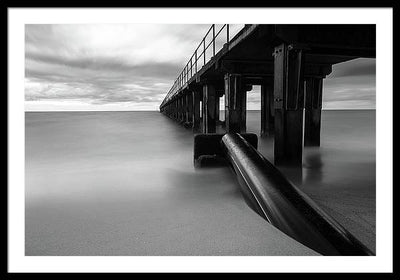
(159, 24, 376, 256)
(159, 24, 375, 166)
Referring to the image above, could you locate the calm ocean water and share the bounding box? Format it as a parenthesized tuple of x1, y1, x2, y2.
(25, 110, 375, 255)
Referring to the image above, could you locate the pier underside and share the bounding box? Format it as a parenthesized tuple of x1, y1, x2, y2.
(160, 24, 375, 166)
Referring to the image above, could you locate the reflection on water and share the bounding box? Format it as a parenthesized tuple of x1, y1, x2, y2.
(303, 148, 324, 185)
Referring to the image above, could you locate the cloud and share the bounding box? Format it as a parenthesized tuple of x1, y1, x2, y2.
(25, 24, 376, 111)
(327, 58, 376, 78)
(323, 60, 376, 109)
(25, 24, 213, 110)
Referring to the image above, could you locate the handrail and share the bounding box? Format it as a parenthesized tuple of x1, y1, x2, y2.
(160, 24, 241, 108)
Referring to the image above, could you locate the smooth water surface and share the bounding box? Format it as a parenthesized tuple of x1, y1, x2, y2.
(25, 110, 375, 255)
(25, 111, 318, 256)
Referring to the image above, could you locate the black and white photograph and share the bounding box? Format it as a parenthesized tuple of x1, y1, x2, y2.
(7, 6, 394, 273)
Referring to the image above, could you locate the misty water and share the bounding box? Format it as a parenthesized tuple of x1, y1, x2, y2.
(25, 110, 375, 255)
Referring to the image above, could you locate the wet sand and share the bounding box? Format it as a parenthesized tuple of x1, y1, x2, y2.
(25, 111, 318, 256)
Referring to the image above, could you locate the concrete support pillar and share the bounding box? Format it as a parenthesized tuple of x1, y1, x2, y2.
(187, 93, 193, 123)
(172, 100, 176, 119)
(241, 88, 247, 132)
(202, 84, 217, 133)
(192, 90, 201, 132)
(261, 82, 275, 136)
(224, 73, 246, 133)
(181, 97, 184, 122)
(185, 96, 188, 123)
(185, 94, 189, 123)
(183, 95, 187, 123)
(179, 97, 184, 123)
(304, 77, 323, 146)
(273, 43, 305, 166)
(175, 99, 178, 120)
(215, 95, 220, 122)
(176, 98, 180, 121)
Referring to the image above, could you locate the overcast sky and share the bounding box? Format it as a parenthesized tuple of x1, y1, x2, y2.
(25, 24, 376, 111)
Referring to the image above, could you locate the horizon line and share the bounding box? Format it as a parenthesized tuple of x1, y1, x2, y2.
(25, 108, 377, 113)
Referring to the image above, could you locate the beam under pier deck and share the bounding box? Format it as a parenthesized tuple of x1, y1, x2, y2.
(273, 43, 305, 166)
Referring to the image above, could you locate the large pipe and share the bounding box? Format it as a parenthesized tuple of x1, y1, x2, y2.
(221, 133, 373, 256)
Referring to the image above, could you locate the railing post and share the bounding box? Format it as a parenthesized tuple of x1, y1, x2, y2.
(161, 23, 238, 110)
(203, 39, 206, 65)
(195, 50, 198, 74)
(212, 24, 215, 56)
(227, 24, 229, 45)
(190, 58, 193, 78)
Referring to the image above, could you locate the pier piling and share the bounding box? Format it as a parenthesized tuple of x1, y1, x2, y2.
(260, 82, 275, 136)
(305, 77, 323, 146)
(224, 73, 245, 133)
(192, 90, 201, 132)
(273, 43, 305, 166)
(202, 84, 217, 133)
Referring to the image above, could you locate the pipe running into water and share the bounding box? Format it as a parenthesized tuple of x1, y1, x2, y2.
(221, 133, 373, 256)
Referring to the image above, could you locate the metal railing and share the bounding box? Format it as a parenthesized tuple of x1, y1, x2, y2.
(160, 24, 243, 108)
